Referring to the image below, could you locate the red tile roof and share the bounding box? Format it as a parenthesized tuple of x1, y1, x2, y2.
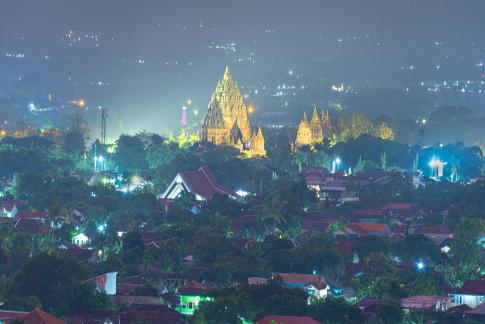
(347, 223, 389, 235)
(352, 209, 384, 217)
(124, 304, 186, 323)
(447, 304, 472, 314)
(177, 281, 208, 296)
(302, 221, 330, 232)
(453, 280, 485, 295)
(0, 310, 28, 321)
(272, 273, 325, 288)
(420, 226, 453, 235)
(387, 203, 413, 211)
(401, 295, 448, 309)
(19, 309, 65, 324)
(256, 315, 321, 324)
(179, 166, 236, 199)
(14, 218, 46, 233)
(16, 211, 49, 219)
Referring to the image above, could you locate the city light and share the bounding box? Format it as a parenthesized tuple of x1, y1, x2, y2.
(77, 99, 86, 108)
(416, 261, 425, 270)
(247, 105, 255, 114)
(186, 99, 193, 106)
(97, 224, 106, 233)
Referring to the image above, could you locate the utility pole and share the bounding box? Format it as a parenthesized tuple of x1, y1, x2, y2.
(101, 106, 108, 145)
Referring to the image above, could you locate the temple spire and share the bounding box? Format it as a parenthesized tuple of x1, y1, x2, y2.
(223, 66, 232, 80)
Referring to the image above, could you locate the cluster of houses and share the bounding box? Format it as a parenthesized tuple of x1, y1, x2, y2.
(3, 164, 485, 323)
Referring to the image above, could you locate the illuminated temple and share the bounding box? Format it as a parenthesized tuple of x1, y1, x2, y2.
(201, 66, 266, 157)
(295, 107, 332, 147)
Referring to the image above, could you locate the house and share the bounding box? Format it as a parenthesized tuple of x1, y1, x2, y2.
(335, 223, 391, 238)
(357, 297, 379, 319)
(0, 308, 64, 324)
(14, 218, 46, 234)
(0, 200, 18, 218)
(347, 209, 385, 224)
(401, 295, 451, 312)
(302, 168, 359, 204)
(86, 272, 118, 295)
(72, 232, 91, 247)
(255, 315, 321, 324)
(272, 273, 328, 301)
(65, 310, 120, 324)
(385, 203, 414, 221)
(464, 303, 485, 321)
(59, 243, 94, 262)
(419, 226, 453, 245)
(175, 281, 214, 315)
(450, 280, 485, 308)
(124, 304, 186, 323)
(15, 210, 49, 222)
(159, 166, 238, 201)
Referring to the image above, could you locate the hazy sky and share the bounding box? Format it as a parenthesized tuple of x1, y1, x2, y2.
(1, 0, 484, 137)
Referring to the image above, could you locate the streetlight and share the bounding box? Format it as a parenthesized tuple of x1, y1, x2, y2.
(416, 260, 425, 271)
(332, 157, 342, 173)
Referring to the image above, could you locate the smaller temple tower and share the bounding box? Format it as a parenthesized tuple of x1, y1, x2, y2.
(310, 107, 323, 143)
(295, 109, 333, 147)
(295, 111, 313, 147)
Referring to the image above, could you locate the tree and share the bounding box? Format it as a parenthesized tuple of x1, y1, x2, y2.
(450, 218, 485, 284)
(375, 298, 404, 324)
(337, 112, 374, 142)
(5, 252, 107, 316)
(309, 297, 364, 324)
(355, 236, 389, 259)
(113, 134, 149, 171)
(376, 122, 395, 141)
(397, 234, 442, 263)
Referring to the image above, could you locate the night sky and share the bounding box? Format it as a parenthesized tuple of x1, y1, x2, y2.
(1, 0, 484, 136)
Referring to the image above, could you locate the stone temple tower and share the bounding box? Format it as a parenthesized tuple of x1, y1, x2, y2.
(201, 66, 266, 157)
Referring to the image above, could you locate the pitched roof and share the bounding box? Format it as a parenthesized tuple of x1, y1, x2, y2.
(179, 166, 237, 199)
(357, 297, 380, 312)
(124, 304, 186, 323)
(14, 218, 46, 233)
(0, 310, 28, 321)
(273, 273, 325, 287)
(351, 209, 384, 217)
(302, 221, 330, 232)
(466, 302, 485, 315)
(447, 304, 472, 314)
(16, 211, 49, 219)
(177, 281, 208, 295)
(401, 295, 448, 309)
(346, 223, 389, 235)
(256, 315, 321, 324)
(20, 308, 65, 324)
(420, 225, 453, 235)
(453, 280, 485, 295)
(0, 201, 16, 212)
(386, 203, 413, 211)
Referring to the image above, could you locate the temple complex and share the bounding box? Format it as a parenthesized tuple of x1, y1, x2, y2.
(201, 66, 266, 157)
(295, 108, 332, 147)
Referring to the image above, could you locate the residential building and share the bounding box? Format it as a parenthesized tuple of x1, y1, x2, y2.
(175, 281, 213, 316)
(159, 166, 238, 201)
(272, 273, 328, 302)
(401, 295, 451, 312)
(450, 280, 485, 307)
